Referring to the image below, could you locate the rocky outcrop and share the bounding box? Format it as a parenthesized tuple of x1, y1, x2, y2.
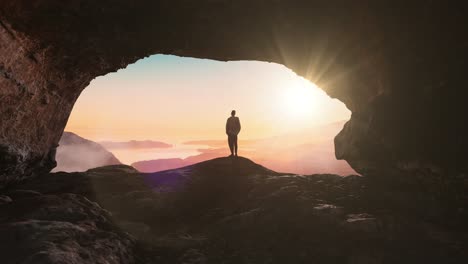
(144, 156, 280, 190)
(0, 192, 136, 264)
(0, 1, 468, 183)
(3, 158, 465, 263)
(53, 132, 121, 172)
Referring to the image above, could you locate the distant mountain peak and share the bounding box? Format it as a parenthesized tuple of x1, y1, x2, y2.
(53, 132, 121, 172)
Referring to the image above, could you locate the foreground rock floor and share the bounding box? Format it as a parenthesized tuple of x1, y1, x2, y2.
(1, 157, 467, 263)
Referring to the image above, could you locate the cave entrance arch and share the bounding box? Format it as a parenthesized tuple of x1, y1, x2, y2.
(0, 1, 376, 182)
(59, 54, 355, 175)
(1, 1, 466, 183)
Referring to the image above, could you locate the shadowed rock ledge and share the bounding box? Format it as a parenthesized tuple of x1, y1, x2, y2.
(0, 193, 136, 264)
(1, 157, 466, 263)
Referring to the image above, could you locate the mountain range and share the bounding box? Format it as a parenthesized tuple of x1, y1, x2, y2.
(56, 120, 355, 175)
(99, 140, 172, 149)
(132, 120, 356, 175)
(131, 148, 222, 173)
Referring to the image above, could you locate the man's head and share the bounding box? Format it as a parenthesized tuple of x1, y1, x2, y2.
(231, 110, 236, 116)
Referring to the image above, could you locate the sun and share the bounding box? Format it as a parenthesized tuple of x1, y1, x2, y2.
(282, 77, 320, 118)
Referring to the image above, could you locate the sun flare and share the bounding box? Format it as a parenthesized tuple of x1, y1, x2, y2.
(281, 77, 321, 118)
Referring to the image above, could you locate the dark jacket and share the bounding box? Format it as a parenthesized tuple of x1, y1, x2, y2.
(226, 116, 241, 136)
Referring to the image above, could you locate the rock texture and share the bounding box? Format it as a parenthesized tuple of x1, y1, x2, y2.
(0, 1, 468, 182)
(144, 156, 281, 190)
(53, 132, 121, 172)
(3, 158, 465, 263)
(0, 192, 136, 264)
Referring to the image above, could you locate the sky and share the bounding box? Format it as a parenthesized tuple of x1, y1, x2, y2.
(65, 54, 350, 143)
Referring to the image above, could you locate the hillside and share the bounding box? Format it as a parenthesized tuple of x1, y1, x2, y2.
(53, 132, 121, 172)
(131, 151, 222, 173)
(143, 156, 280, 190)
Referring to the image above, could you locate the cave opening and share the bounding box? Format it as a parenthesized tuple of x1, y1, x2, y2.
(58, 54, 355, 175)
(1, 2, 468, 262)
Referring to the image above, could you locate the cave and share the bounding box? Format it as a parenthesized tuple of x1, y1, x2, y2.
(1, 1, 467, 181)
(0, 1, 467, 263)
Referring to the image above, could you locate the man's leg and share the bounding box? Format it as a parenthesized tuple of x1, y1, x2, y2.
(234, 135, 238, 156)
(228, 135, 234, 156)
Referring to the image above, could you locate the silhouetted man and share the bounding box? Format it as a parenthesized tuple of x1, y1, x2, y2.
(226, 110, 241, 157)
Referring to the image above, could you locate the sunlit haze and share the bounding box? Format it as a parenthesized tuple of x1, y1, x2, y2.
(64, 55, 354, 174)
(67, 55, 349, 141)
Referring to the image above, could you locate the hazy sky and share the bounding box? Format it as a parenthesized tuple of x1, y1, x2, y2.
(65, 55, 350, 142)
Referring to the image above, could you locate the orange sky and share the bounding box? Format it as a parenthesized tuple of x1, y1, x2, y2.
(65, 55, 350, 142)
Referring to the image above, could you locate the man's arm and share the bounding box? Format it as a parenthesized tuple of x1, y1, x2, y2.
(237, 117, 241, 133)
(226, 118, 229, 135)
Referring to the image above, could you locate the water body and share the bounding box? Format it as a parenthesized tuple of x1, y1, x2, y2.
(109, 143, 211, 164)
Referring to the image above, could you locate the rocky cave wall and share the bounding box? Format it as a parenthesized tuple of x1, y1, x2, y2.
(0, 0, 467, 182)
